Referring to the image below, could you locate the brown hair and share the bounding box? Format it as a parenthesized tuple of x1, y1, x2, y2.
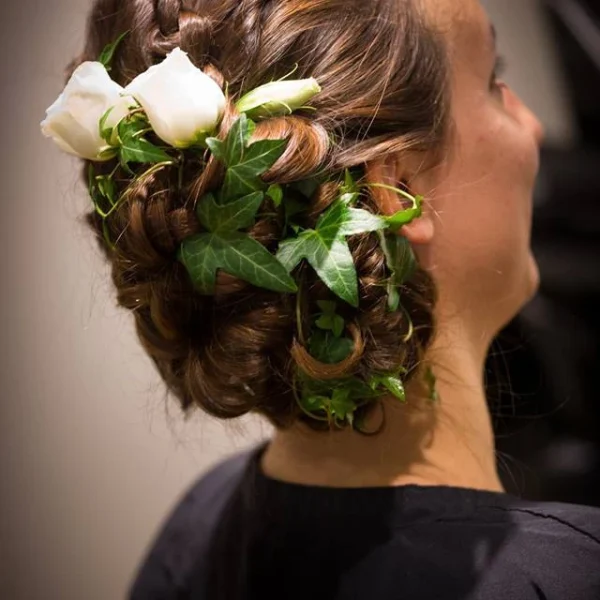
(68, 0, 450, 429)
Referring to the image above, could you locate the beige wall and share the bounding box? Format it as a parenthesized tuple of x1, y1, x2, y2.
(1, 1, 575, 598)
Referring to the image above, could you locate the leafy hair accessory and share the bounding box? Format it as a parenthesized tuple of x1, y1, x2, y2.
(40, 33, 439, 427)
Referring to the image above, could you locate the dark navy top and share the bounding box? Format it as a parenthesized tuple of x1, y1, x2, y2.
(129, 443, 600, 599)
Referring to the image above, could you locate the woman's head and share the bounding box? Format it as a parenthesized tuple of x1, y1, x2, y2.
(65, 0, 542, 429)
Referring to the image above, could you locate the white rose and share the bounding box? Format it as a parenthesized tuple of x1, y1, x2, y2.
(40, 61, 133, 161)
(236, 78, 321, 119)
(125, 47, 226, 149)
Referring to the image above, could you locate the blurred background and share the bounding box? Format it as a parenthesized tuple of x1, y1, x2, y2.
(0, 0, 598, 598)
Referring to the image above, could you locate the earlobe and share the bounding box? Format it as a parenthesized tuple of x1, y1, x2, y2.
(400, 209, 435, 245)
(366, 154, 435, 246)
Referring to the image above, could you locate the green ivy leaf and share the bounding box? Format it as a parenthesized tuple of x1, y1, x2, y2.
(316, 300, 336, 314)
(279, 231, 357, 305)
(221, 138, 287, 201)
(343, 169, 357, 193)
(379, 376, 406, 402)
(378, 233, 418, 312)
(267, 184, 283, 207)
(98, 30, 129, 72)
(315, 301, 345, 337)
(308, 330, 354, 364)
(117, 119, 173, 168)
(290, 177, 321, 199)
(223, 113, 256, 167)
(196, 192, 264, 233)
(330, 388, 356, 423)
(301, 395, 329, 413)
(178, 231, 297, 294)
(276, 199, 387, 306)
(99, 107, 117, 143)
(315, 315, 333, 331)
(283, 196, 307, 231)
(96, 175, 116, 206)
(338, 169, 361, 205)
(205, 137, 226, 161)
(425, 366, 439, 403)
(331, 315, 345, 337)
(88, 164, 104, 213)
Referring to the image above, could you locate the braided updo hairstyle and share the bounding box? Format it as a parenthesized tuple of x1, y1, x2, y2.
(68, 0, 450, 430)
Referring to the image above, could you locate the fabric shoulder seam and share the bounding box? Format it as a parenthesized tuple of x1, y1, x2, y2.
(486, 505, 600, 546)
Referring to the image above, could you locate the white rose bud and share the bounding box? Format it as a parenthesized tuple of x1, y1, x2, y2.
(236, 78, 321, 119)
(125, 47, 226, 149)
(40, 61, 133, 161)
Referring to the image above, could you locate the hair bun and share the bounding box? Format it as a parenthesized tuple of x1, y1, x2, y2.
(75, 0, 447, 430)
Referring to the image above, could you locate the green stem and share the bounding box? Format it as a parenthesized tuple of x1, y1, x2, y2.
(365, 182, 421, 208)
(399, 302, 414, 343)
(177, 152, 184, 193)
(291, 376, 329, 422)
(101, 161, 174, 220)
(296, 268, 306, 346)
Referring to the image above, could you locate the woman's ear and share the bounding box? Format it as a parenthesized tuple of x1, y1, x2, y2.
(366, 153, 435, 245)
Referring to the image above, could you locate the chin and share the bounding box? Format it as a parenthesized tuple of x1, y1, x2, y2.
(523, 250, 541, 304)
(495, 252, 540, 332)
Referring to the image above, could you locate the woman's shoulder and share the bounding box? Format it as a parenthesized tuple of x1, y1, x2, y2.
(388, 488, 600, 600)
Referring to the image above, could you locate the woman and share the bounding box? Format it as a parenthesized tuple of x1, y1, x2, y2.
(41, 0, 600, 598)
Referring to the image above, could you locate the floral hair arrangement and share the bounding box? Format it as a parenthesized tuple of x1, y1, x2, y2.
(41, 33, 437, 431)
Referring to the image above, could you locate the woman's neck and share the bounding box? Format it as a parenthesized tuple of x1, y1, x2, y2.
(261, 312, 505, 493)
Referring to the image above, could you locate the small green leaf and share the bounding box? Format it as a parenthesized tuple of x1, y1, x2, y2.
(117, 119, 173, 167)
(337, 208, 387, 236)
(99, 107, 117, 143)
(315, 315, 334, 331)
(224, 114, 256, 167)
(387, 287, 401, 312)
(308, 330, 354, 364)
(205, 137, 226, 161)
(88, 164, 104, 212)
(290, 177, 321, 199)
(332, 315, 345, 338)
(339, 169, 360, 205)
(96, 175, 116, 205)
(179, 231, 298, 294)
(120, 137, 173, 166)
(343, 169, 356, 193)
(196, 192, 264, 233)
(283, 197, 307, 231)
(301, 395, 329, 413)
(221, 139, 288, 201)
(242, 139, 288, 174)
(380, 376, 406, 402)
(339, 191, 360, 206)
(425, 366, 439, 403)
(387, 235, 418, 286)
(330, 388, 355, 421)
(98, 30, 129, 71)
(221, 168, 263, 202)
(267, 184, 283, 207)
(378, 232, 418, 312)
(316, 300, 337, 315)
(315, 301, 345, 337)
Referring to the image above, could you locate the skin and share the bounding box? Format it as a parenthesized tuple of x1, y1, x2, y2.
(262, 0, 545, 492)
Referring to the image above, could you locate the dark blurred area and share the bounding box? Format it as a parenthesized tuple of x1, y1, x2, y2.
(492, 0, 600, 506)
